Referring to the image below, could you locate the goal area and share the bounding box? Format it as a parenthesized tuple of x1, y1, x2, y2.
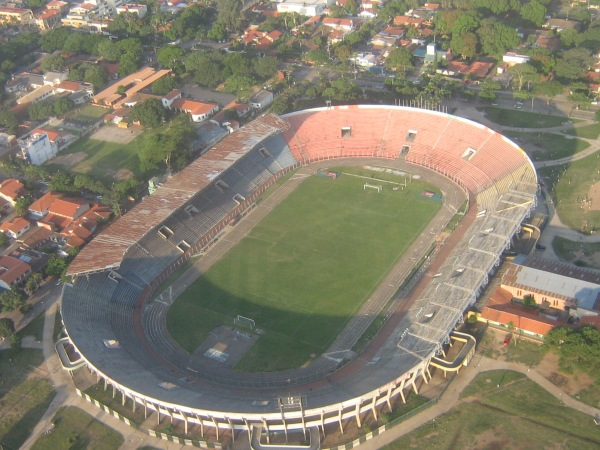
(234, 315, 256, 331)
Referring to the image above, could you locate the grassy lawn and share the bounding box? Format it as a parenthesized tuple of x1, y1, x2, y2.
(31, 406, 124, 450)
(0, 349, 56, 450)
(50, 138, 141, 183)
(84, 384, 146, 426)
(566, 123, 600, 139)
(167, 169, 441, 371)
(17, 311, 46, 341)
(66, 104, 109, 123)
(552, 236, 600, 269)
(386, 370, 600, 449)
(481, 107, 571, 128)
(538, 154, 600, 232)
(504, 131, 589, 161)
(503, 338, 546, 366)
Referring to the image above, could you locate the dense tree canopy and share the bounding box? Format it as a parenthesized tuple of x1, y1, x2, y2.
(138, 117, 196, 172)
(545, 326, 600, 381)
(555, 48, 593, 81)
(385, 47, 414, 72)
(131, 98, 169, 128)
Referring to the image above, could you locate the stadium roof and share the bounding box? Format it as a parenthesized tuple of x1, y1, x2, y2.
(67, 114, 289, 276)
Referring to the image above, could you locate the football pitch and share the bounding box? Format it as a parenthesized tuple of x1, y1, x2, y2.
(166, 168, 442, 371)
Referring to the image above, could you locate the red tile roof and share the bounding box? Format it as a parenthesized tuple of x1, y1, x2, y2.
(163, 89, 181, 100)
(0, 255, 30, 285)
(33, 128, 60, 142)
(0, 178, 25, 201)
(48, 197, 89, 219)
(0, 217, 30, 235)
(29, 192, 61, 215)
(55, 80, 82, 92)
(171, 99, 218, 116)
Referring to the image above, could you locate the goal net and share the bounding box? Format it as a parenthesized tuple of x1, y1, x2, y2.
(364, 183, 382, 193)
(234, 315, 256, 331)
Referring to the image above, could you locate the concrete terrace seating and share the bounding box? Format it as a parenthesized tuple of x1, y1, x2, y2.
(282, 106, 533, 195)
(260, 133, 297, 174)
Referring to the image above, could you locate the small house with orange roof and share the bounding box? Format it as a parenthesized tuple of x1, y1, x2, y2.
(0, 255, 31, 290)
(0, 217, 31, 239)
(0, 178, 26, 208)
(169, 98, 219, 122)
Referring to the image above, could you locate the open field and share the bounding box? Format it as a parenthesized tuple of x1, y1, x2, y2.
(66, 104, 108, 123)
(480, 107, 572, 128)
(504, 131, 589, 161)
(167, 170, 442, 371)
(538, 154, 600, 232)
(49, 138, 141, 183)
(385, 370, 600, 450)
(0, 348, 55, 450)
(565, 123, 600, 139)
(31, 406, 124, 450)
(552, 236, 600, 269)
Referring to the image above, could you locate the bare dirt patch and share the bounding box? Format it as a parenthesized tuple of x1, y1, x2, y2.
(49, 151, 87, 167)
(193, 326, 259, 369)
(586, 180, 600, 212)
(111, 168, 134, 181)
(530, 352, 595, 397)
(89, 125, 142, 144)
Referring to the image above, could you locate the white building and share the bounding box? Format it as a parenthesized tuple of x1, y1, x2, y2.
(19, 132, 58, 165)
(249, 90, 274, 109)
(502, 52, 530, 65)
(276, 0, 330, 16)
(116, 4, 147, 17)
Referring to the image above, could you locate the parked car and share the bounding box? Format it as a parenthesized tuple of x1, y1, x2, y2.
(502, 335, 511, 346)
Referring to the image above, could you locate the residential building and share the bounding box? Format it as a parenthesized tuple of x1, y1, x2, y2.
(46, 0, 70, 13)
(29, 192, 62, 220)
(543, 18, 581, 32)
(0, 217, 31, 239)
(35, 9, 62, 30)
(502, 52, 530, 65)
(276, 0, 329, 16)
(116, 4, 147, 17)
(161, 89, 182, 108)
(93, 67, 171, 107)
(18, 132, 58, 165)
(249, 90, 274, 109)
(0, 178, 26, 208)
(322, 17, 355, 31)
(0, 7, 33, 25)
(16, 85, 55, 105)
(169, 99, 219, 122)
(0, 255, 31, 290)
(43, 71, 69, 86)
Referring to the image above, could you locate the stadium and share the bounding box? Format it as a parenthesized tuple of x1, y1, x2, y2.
(59, 105, 537, 445)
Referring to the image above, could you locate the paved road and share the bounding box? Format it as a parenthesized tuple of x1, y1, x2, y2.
(360, 355, 600, 450)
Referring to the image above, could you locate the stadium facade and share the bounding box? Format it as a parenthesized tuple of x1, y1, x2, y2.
(60, 106, 537, 442)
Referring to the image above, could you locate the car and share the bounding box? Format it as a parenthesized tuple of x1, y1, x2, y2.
(514, 103, 523, 109)
(502, 335, 511, 346)
(536, 243, 546, 251)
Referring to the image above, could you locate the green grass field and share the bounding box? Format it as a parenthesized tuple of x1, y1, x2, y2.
(31, 406, 123, 450)
(538, 154, 600, 233)
(504, 131, 589, 161)
(480, 107, 571, 128)
(566, 123, 600, 139)
(167, 170, 442, 371)
(48, 138, 142, 183)
(385, 370, 600, 449)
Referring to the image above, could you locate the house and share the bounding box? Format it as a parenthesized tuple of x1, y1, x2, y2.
(479, 287, 559, 339)
(351, 52, 379, 68)
(16, 85, 55, 105)
(35, 8, 62, 30)
(43, 71, 69, 87)
(0, 179, 26, 208)
(46, 1, 70, 14)
(502, 52, 530, 65)
(231, 103, 252, 117)
(161, 89, 182, 108)
(170, 99, 219, 122)
(116, 4, 148, 17)
(28, 192, 62, 220)
(0, 7, 34, 25)
(0, 217, 31, 239)
(4, 75, 27, 93)
(501, 255, 600, 319)
(276, 0, 327, 16)
(322, 17, 355, 31)
(543, 18, 580, 32)
(92, 67, 172, 108)
(371, 34, 399, 48)
(18, 131, 58, 165)
(0, 255, 31, 290)
(249, 90, 274, 109)
(393, 15, 423, 27)
(44, 197, 91, 230)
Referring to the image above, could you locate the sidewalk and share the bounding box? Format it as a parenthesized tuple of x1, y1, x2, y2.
(359, 355, 600, 449)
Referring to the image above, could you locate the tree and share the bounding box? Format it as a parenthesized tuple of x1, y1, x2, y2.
(97, 39, 122, 63)
(0, 318, 14, 338)
(0, 109, 19, 134)
(157, 46, 185, 71)
(0, 232, 7, 247)
(48, 172, 75, 193)
(520, 1, 547, 27)
(477, 20, 520, 58)
(225, 74, 255, 92)
(46, 256, 67, 278)
(28, 101, 55, 121)
(41, 54, 65, 72)
(216, 0, 242, 31)
(14, 196, 31, 217)
(451, 11, 479, 35)
(27, 0, 47, 8)
(0, 289, 24, 313)
(253, 56, 278, 79)
(138, 116, 195, 171)
(52, 97, 73, 116)
(119, 52, 142, 77)
(74, 174, 107, 194)
(555, 48, 594, 81)
(223, 53, 253, 77)
(83, 65, 108, 91)
(207, 22, 227, 42)
(385, 47, 414, 72)
(131, 98, 168, 128)
(545, 326, 600, 381)
(508, 63, 538, 91)
(450, 32, 478, 60)
(534, 81, 563, 106)
(25, 273, 43, 294)
(39, 27, 70, 52)
(151, 76, 178, 95)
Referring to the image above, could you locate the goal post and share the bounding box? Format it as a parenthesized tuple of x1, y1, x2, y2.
(364, 183, 382, 193)
(234, 315, 256, 331)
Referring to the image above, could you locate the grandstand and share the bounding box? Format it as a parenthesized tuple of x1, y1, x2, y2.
(60, 106, 537, 442)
